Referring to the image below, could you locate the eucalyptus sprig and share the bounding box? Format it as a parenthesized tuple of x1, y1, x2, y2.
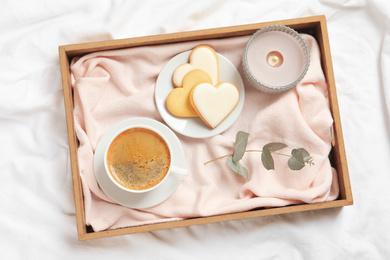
(204, 131, 314, 179)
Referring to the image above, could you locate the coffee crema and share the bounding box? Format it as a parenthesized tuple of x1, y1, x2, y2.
(106, 128, 171, 191)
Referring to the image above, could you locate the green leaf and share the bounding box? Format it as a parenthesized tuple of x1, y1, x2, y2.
(297, 148, 309, 159)
(261, 146, 274, 170)
(227, 156, 249, 179)
(288, 149, 305, 170)
(232, 131, 249, 163)
(264, 142, 287, 152)
(297, 148, 312, 163)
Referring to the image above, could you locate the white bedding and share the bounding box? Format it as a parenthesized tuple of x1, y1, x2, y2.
(1, 0, 389, 259)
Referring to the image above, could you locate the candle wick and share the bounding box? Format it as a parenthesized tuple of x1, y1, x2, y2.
(266, 51, 283, 68)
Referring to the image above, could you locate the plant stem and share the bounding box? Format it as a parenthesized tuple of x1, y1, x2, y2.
(204, 149, 292, 165)
(204, 154, 232, 165)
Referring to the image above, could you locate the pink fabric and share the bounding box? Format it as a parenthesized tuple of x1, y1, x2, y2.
(71, 34, 339, 232)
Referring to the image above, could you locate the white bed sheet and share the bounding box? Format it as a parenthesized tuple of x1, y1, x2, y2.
(1, 0, 390, 259)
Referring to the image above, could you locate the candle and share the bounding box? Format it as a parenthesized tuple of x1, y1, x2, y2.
(243, 25, 310, 92)
(266, 51, 283, 67)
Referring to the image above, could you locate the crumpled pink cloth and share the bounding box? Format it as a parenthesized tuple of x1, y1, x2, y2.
(71, 34, 339, 232)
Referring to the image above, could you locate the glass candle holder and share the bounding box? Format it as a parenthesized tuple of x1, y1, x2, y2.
(243, 25, 310, 93)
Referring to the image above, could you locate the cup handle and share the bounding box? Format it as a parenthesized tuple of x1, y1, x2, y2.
(169, 165, 189, 177)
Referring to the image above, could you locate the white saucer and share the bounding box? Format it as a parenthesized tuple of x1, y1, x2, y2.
(94, 117, 186, 209)
(155, 50, 245, 138)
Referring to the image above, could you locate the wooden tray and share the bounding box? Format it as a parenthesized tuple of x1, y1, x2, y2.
(59, 15, 353, 241)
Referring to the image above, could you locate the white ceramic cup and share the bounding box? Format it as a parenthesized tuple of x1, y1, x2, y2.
(103, 123, 188, 194)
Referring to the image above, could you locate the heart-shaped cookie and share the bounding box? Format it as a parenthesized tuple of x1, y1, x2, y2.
(166, 69, 212, 117)
(190, 82, 240, 129)
(172, 45, 219, 88)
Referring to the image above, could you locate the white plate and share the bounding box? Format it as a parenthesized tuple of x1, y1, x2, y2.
(155, 50, 245, 138)
(94, 117, 186, 209)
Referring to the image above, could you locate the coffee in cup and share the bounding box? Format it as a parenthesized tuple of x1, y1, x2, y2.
(106, 127, 171, 191)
